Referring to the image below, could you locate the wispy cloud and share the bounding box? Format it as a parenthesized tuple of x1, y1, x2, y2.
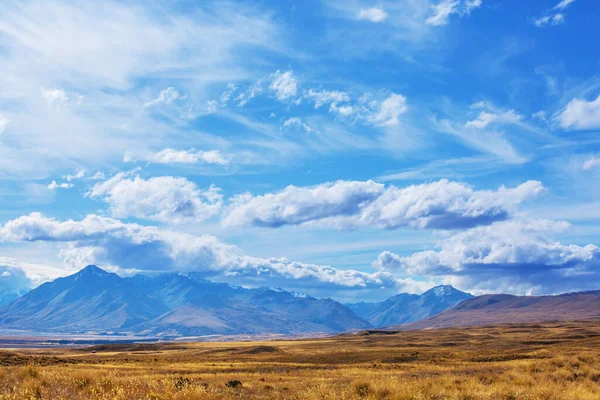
(534, 0, 577, 27)
(357, 7, 389, 23)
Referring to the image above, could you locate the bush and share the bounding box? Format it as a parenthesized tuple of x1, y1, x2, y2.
(354, 382, 372, 397)
(225, 380, 243, 389)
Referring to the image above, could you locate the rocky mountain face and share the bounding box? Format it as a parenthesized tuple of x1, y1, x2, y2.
(347, 285, 473, 327)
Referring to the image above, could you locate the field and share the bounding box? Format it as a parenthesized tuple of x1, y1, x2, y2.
(1, 320, 600, 400)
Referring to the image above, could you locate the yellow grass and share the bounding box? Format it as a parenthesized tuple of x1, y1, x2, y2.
(1, 320, 600, 399)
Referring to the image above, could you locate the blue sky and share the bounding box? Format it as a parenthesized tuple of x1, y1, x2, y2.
(0, 0, 599, 302)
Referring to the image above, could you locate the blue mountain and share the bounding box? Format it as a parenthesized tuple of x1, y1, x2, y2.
(347, 285, 473, 327)
(0, 266, 169, 332)
(0, 266, 371, 336)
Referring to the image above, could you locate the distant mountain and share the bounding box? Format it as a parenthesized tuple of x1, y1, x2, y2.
(0, 266, 168, 332)
(0, 266, 371, 336)
(394, 291, 600, 330)
(347, 285, 473, 327)
(0, 288, 28, 307)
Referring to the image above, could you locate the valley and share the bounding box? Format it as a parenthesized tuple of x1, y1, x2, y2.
(2, 319, 600, 399)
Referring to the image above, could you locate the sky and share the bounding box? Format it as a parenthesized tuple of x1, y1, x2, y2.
(0, 0, 599, 302)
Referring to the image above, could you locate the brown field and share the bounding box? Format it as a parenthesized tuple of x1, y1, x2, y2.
(2, 320, 600, 400)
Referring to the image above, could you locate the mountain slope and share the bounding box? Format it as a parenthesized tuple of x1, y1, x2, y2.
(132, 280, 371, 336)
(348, 285, 473, 327)
(395, 291, 600, 330)
(0, 266, 168, 332)
(0, 266, 370, 336)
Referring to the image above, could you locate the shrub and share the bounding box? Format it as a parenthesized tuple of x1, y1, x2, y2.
(225, 380, 243, 389)
(354, 382, 372, 397)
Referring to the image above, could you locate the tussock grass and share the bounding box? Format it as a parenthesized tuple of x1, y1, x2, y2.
(0, 320, 599, 399)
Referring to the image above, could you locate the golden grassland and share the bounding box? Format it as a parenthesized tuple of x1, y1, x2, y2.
(1, 320, 600, 399)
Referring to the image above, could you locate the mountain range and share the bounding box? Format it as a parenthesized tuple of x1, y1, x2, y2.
(393, 291, 600, 330)
(1, 265, 597, 337)
(347, 285, 473, 327)
(0, 266, 390, 336)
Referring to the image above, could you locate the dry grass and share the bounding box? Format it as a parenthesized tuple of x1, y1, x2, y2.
(1, 320, 600, 399)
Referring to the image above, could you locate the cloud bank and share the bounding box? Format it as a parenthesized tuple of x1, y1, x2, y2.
(223, 179, 546, 230)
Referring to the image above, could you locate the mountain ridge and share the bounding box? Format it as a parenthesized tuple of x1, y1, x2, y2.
(0, 265, 371, 336)
(392, 290, 600, 330)
(347, 284, 473, 327)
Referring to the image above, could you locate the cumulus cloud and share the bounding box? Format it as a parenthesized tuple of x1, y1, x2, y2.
(0, 258, 32, 302)
(364, 93, 407, 127)
(141, 148, 230, 166)
(374, 218, 600, 294)
(48, 181, 74, 190)
(426, 0, 481, 27)
(223, 179, 546, 230)
(283, 117, 315, 133)
(465, 102, 524, 129)
(356, 7, 388, 23)
(87, 173, 222, 223)
(556, 94, 600, 130)
(0, 213, 418, 298)
(465, 109, 523, 129)
(269, 70, 298, 101)
(64, 169, 85, 182)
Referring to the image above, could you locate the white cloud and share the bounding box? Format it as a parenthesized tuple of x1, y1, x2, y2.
(554, 0, 576, 11)
(235, 83, 263, 107)
(583, 157, 600, 171)
(64, 169, 85, 182)
(304, 89, 351, 109)
(0, 117, 9, 135)
(269, 70, 298, 101)
(283, 117, 315, 133)
(426, 0, 459, 26)
(0, 213, 417, 298)
(534, 0, 576, 27)
(142, 148, 230, 166)
(48, 181, 74, 190)
(556, 94, 600, 130)
(356, 7, 388, 23)
(219, 83, 237, 106)
(144, 87, 184, 108)
(223, 179, 546, 230)
(90, 171, 105, 180)
(0, 1, 285, 177)
(0, 258, 33, 295)
(426, 0, 482, 26)
(534, 13, 565, 27)
(532, 111, 547, 121)
(40, 87, 69, 106)
(374, 218, 600, 294)
(365, 93, 407, 127)
(87, 173, 222, 223)
(465, 109, 523, 129)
